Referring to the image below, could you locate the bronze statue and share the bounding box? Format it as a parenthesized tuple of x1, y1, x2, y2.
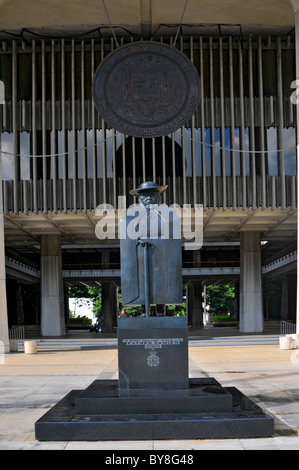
(120, 181, 182, 316)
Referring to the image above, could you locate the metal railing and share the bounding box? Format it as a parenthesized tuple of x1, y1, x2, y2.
(9, 325, 25, 341)
(0, 35, 296, 214)
(280, 320, 296, 335)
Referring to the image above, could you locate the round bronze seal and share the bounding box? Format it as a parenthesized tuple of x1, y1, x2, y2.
(92, 41, 200, 138)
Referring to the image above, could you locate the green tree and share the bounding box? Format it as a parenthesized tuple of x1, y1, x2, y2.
(206, 284, 235, 315)
(68, 285, 102, 319)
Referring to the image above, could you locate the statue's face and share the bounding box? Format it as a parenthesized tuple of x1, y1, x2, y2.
(138, 190, 161, 208)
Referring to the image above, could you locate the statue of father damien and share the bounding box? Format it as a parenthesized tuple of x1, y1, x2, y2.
(120, 181, 182, 316)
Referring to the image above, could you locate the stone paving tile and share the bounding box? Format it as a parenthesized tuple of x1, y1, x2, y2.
(0, 441, 32, 450)
(65, 441, 154, 450)
(0, 341, 298, 450)
(272, 437, 299, 450)
(239, 438, 279, 450)
(1, 437, 299, 450)
(152, 439, 244, 450)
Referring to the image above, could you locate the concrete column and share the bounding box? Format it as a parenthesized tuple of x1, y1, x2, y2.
(0, 145, 10, 353)
(239, 232, 263, 332)
(289, 2, 299, 333)
(40, 235, 65, 336)
(101, 281, 118, 332)
(295, 6, 299, 333)
(186, 281, 203, 329)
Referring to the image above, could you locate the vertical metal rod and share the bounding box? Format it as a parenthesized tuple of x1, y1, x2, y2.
(162, 135, 166, 203)
(258, 36, 266, 209)
(144, 241, 150, 317)
(51, 39, 57, 213)
(111, 130, 116, 207)
(101, 120, 107, 202)
(101, 38, 107, 203)
(248, 35, 256, 209)
(209, 36, 216, 210)
(152, 137, 156, 183)
(219, 37, 227, 210)
(122, 133, 126, 197)
(199, 36, 207, 210)
(182, 125, 187, 204)
(132, 136, 136, 191)
(291, 174, 296, 210)
(191, 117, 196, 206)
(71, 40, 77, 212)
(12, 40, 18, 214)
(190, 36, 197, 207)
(21, 100, 26, 129)
(238, 40, 247, 210)
(277, 37, 286, 210)
(0, 134, 10, 352)
(91, 39, 97, 210)
(81, 40, 87, 212)
(294, 10, 299, 334)
(109, 33, 117, 202)
(61, 39, 67, 212)
(180, 36, 186, 204)
(172, 132, 176, 203)
(142, 138, 146, 181)
(1, 43, 7, 130)
(110, 38, 116, 207)
(22, 99, 28, 214)
(32, 39, 38, 213)
(229, 36, 236, 210)
(41, 40, 48, 213)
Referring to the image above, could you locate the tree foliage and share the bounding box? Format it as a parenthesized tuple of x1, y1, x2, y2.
(206, 284, 235, 315)
(68, 286, 101, 318)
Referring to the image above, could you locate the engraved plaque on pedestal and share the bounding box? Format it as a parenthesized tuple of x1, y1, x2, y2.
(117, 316, 188, 393)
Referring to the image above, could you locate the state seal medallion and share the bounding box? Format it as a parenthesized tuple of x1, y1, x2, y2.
(92, 41, 200, 138)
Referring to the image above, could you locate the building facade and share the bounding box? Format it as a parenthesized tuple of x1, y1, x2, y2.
(0, 0, 298, 351)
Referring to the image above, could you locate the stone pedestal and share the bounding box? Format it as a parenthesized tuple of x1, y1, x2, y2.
(118, 317, 188, 391)
(35, 316, 274, 441)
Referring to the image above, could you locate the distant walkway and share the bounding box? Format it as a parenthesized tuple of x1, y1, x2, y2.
(17, 329, 280, 351)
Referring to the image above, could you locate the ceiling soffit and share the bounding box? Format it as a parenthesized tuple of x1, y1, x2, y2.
(0, 0, 295, 37)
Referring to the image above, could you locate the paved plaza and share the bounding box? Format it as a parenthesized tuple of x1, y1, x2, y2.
(0, 330, 299, 450)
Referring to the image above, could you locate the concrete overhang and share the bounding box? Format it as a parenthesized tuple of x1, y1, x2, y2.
(0, 0, 295, 38)
(3, 206, 297, 249)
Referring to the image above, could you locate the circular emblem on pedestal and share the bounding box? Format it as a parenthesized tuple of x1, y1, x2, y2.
(147, 351, 160, 367)
(92, 41, 200, 138)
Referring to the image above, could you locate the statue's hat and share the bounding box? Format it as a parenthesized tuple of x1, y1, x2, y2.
(129, 181, 168, 197)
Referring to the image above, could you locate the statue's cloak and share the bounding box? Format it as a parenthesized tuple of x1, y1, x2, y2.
(120, 204, 182, 306)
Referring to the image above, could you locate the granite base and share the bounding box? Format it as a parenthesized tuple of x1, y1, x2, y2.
(35, 378, 274, 441)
